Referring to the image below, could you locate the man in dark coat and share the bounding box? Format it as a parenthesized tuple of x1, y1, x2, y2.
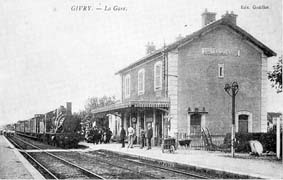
(97, 128, 102, 144)
(146, 124, 153, 150)
(120, 127, 126, 148)
(89, 127, 95, 143)
(93, 126, 99, 144)
(140, 128, 146, 149)
(106, 128, 112, 143)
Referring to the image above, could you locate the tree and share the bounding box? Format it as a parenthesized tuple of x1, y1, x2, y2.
(70, 113, 83, 132)
(268, 56, 282, 93)
(73, 110, 88, 121)
(77, 96, 117, 129)
(84, 95, 117, 113)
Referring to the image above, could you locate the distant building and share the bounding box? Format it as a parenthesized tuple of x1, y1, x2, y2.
(92, 10, 276, 146)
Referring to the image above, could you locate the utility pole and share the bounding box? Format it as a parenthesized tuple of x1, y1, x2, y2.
(224, 81, 239, 157)
(276, 117, 280, 159)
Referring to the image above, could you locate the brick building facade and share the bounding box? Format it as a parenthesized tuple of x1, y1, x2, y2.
(92, 10, 276, 146)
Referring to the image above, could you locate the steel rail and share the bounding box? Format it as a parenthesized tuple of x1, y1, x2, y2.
(12, 136, 38, 149)
(10, 136, 105, 179)
(12, 136, 50, 150)
(13, 136, 154, 179)
(96, 150, 209, 179)
(86, 154, 158, 179)
(45, 152, 105, 179)
(12, 136, 208, 179)
(129, 158, 209, 179)
(7, 136, 59, 179)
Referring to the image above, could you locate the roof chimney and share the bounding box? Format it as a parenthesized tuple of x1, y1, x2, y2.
(201, 9, 216, 27)
(221, 11, 237, 25)
(145, 42, 156, 55)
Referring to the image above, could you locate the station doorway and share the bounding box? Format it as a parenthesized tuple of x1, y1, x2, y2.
(190, 114, 202, 135)
(155, 110, 163, 145)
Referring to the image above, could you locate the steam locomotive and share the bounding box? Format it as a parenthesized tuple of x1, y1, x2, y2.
(14, 102, 82, 148)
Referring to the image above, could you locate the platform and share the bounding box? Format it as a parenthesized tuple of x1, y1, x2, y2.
(80, 142, 283, 179)
(0, 135, 44, 179)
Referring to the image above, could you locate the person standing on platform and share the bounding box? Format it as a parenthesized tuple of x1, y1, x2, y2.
(93, 126, 99, 144)
(120, 127, 126, 148)
(106, 128, 112, 143)
(140, 128, 146, 149)
(103, 129, 107, 143)
(98, 128, 102, 144)
(146, 124, 153, 150)
(127, 125, 135, 148)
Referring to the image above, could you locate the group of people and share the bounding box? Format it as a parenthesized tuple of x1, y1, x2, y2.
(85, 127, 112, 144)
(84, 124, 153, 150)
(120, 124, 153, 150)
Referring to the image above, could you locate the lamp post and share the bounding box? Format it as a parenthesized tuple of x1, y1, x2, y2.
(224, 81, 239, 157)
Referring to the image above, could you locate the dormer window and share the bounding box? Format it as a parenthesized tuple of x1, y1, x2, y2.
(154, 61, 162, 91)
(124, 74, 130, 98)
(138, 69, 145, 95)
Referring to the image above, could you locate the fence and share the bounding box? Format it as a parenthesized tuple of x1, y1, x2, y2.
(174, 132, 225, 150)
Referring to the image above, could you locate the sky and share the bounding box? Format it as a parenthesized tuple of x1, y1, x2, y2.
(0, 0, 282, 127)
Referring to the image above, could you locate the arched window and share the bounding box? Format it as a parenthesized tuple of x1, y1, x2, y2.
(154, 61, 162, 91)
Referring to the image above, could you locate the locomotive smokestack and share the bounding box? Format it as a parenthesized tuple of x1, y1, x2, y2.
(66, 102, 72, 115)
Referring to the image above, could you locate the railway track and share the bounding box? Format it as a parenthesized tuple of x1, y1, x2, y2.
(6, 136, 104, 179)
(9, 134, 60, 150)
(6, 135, 218, 179)
(7, 136, 58, 179)
(52, 151, 161, 179)
(89, 150, 210, 179)
(6, 136, 157, 179)
(8, 135, 39, 150)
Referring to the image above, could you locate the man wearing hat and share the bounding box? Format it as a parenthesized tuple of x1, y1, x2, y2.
(146, 123, 153, 150)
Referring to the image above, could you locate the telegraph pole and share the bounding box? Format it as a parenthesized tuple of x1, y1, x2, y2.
(224, 82, 239, 157)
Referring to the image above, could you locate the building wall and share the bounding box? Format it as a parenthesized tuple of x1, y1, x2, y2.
(260, 54, 268, 132)
(167, 50, 178, 136)
(121, 55, 166, 102)
(177, 25, 263, 135)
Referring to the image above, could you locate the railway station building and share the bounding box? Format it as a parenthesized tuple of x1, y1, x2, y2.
(92, 10, 276, 146)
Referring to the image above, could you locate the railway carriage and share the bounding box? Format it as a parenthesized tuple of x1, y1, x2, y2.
(30, 117, 36, 134)
(24, 120, 30, 134)
(14, 122, 20, 132)
(16, 120, 25, 133)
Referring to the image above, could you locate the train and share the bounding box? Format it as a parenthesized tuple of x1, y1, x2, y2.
(14, 102, 82, 148)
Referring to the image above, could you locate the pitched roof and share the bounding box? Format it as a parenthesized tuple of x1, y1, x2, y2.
(116, 18, 276, 75)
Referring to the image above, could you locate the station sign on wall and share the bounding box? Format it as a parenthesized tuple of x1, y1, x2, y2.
(202, 48, 240, 57)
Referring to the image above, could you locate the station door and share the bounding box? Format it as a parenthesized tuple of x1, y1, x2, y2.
(238, 114, 248, 133)
(190, 114, 201, 135)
